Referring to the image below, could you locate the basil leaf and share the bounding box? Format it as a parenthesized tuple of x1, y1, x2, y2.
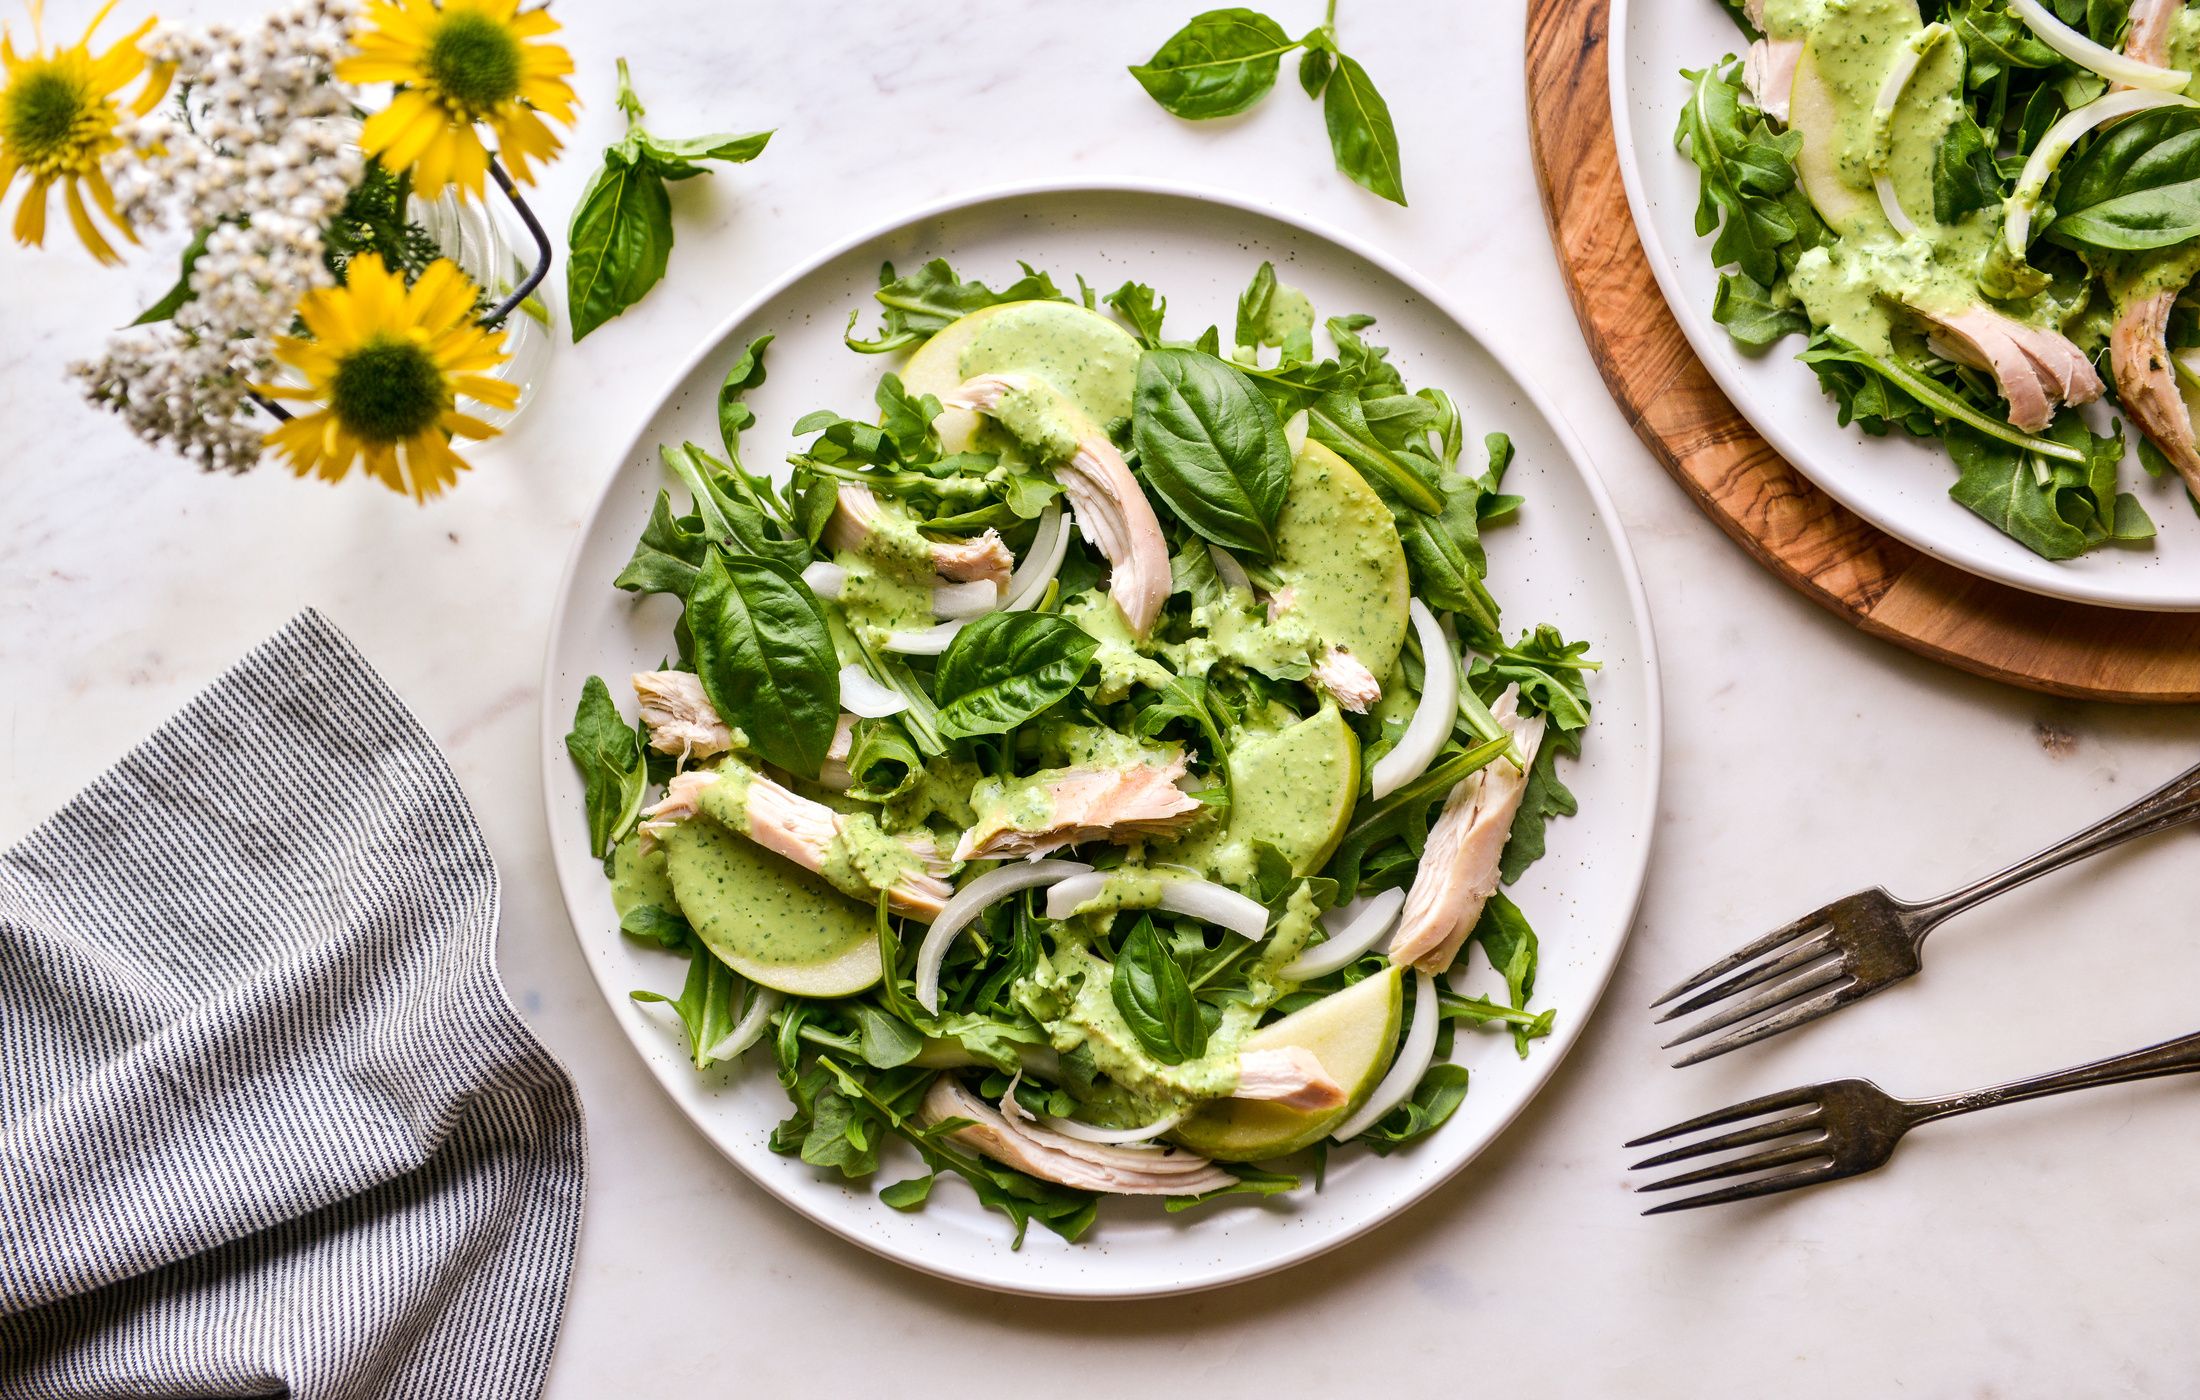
(1110, 914, 1207, 1064)
(1131, 347, 1293, 556)
(846, 716, 922, 801)
(637, 127, 772, 177)
(932, 612, 1099, 739)
(1298, 42, 1334, 99)
(564, 676, 649, 860)
(1129, 7, 1297, 119)
(620, 904, 691, 950)
(2047, 106, 2200, 250)
(1234, 260, 1278, 351)
(687, 550, 840, 776)
(566, 151, 672, 342)
(1321, 52, 1406, 205)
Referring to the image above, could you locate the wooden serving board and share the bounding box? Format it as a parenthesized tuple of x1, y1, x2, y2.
(1524, 0, 2200, 703)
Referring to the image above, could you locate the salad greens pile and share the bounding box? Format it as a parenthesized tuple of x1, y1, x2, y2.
(566, 257, 1592, 1245)
(1679, 0, 2200, 560)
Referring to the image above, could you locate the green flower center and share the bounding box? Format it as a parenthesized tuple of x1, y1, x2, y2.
(3, 65, 93, 168)
(329, 336, 449, 443)
(422, 11, 523, 116)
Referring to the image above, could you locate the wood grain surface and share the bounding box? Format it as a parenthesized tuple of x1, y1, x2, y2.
(1524, 0, 2200, 703)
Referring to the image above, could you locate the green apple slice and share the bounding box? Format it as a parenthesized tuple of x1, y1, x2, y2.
(1270, 439, 1410, 682)
(661, 817, 882, 997)
(900, 300, 1139, 453)
(1171, 965, 1404, 1162)
(1182, 702, 1361, 879)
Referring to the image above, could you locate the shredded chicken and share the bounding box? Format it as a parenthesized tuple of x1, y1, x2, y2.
(1389, 688, 1550, 974)
(1311, 648, 1381, 714)
(1232, 1047, 1347, 1112)
(640, 766, 953, 920)
(1742, 37, 1801, 124)
(1912, 303, 2103, 433)
(953, 755, 1203, 860)
(919, 1078, 1236, 1195)
(946, 373, 1172, 637)
(823, 484, 1013, 588)
(2111, 289, 2200, 494)
(2125, 0, 2181, 71)
(633, 670, 734, 761)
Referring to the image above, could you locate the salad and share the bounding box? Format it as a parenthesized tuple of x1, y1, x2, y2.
(564, 256, 1595, 1244)
(1677, 0, 2200, 560)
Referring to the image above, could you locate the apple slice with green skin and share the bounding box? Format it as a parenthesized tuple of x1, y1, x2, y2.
(900, 300, 1140, 453)
(1182, 703, 1361, 879)
(1270, 439, 1410, 683)
(1171, 965, 1404, 1162)
(661, 818, 882, 997)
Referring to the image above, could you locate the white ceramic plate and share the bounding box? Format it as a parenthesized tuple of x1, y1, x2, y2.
(1611, 0, 2200, 611)
(541, 182, 1662, 1298)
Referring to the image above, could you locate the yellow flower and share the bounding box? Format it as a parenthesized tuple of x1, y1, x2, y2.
(260, 254, 520, 501)
(338, 0, 575, 197)
(0, 0, 169, 263)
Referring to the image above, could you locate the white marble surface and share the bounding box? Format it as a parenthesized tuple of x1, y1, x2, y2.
(3, 0, 2196, 1391)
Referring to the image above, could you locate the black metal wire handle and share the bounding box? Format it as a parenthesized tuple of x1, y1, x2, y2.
(254, 156, 552, 423)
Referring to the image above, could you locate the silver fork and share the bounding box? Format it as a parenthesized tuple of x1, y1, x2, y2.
(1627, 1029, 2200, 1213)
(1653, 758, 2200, 1067)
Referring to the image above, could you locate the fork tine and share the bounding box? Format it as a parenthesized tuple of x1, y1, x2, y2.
(1671, 981, 1859, 1068)
(1661, 962, 1849, 1050)
(1622, 1084, 1822, 1149)
(1648, 907, 1833, 1009)
(1628, 1107, 1824, 1170)
(1635, 1138, 1832, 1193)
(1653, 930, 1837, 1024)
(1640, 1161, 1846, 1215)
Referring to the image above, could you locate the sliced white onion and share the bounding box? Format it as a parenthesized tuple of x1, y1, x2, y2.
(1282, 888, 1408, 981)
(932, 578, 1000, 619)
(1001, 506, 1069, 612)
(1370, 599, 1460, 800)
(2007, 89, 2197, 254)
(883, 619, 964, 655)
(1331, 969, 1439, 1142)
(1284, 408, 1309, 459)
(836, 663, 909, 718)
(703, 987, 784, 1062)
(1044, 871, 1270, 941)
(915, 860, 1092, 1012)
(2010, 0, 2190, 91)
(1039, 1109, 1185, 1144)
(1869, 39, 1931, 236)
(1207, 542, 1252, 592)
(802, 560, 846, 599)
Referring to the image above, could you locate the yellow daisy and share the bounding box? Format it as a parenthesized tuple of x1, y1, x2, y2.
(338, 0, 576, 197)
(0, 0, 170, 263)
(260, 253, 520, 501)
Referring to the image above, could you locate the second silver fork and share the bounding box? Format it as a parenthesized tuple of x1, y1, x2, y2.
(1654, 757, 2200, 1066)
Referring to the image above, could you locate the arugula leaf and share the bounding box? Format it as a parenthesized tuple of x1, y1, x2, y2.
(1321, 52, 1407, 205)
(1674, 61, 1814, 287)
(686, 550, 840, 776)
(1951, 0, 2060, 86)
(613, 489, 712, 598)
(933, 612, 1100, 738)
(717, 333, 773, 459)
(630, 943, 743, 1070)
(2047, 106, 2200, 250)
(1110, 913, 1208, 1064)
(1306, 392, 1444, 513)
(846, 717, 922, 800)
(1933, 109, 2003, 226)
(1132, 348, 1295, 556)
(564, 676, 647, 860)
(1501, 729, 1581, 885)
(846, 257, 1071, 353)
(1324, 733, 1511, 902)
(1481, 625, 1598, 733)
(619, 904, 691, 950)
(1712, 269, 1811, 347)
(567, 59, 772, 341)
(1164, 1164, 1301, 1210)
(1946, 417, 2153, 560)
(1129, 7, 1298, 118)
(1105, 281, 1169, 348)
(1352, 1063, 1469, 1154)
(852, 1004, 925, 1069)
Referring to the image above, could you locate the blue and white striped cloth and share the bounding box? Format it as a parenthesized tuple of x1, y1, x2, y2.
(0, 611, 584, 1399)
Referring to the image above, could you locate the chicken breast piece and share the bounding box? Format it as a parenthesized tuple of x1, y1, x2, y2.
(824, 483, 1014, 589)
(1311, 648, 1382, 714)
(920, 1078, 1236, 1196)
(953, 756, 1204, 861)
(1741, 37, 1801, 124)
(2125, 0, 2181, 70)
(1389, 688, 1550, 974)
(1233, 1047, 1347, 1112)
(639, 765, 953, 920)
(945, 373, 1172, 637)
(633, 670, 735, 761)
(1912, 303, 2103, 433)
(2111, 289, 2200, 494)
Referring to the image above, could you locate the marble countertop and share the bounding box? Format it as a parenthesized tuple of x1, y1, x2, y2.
(4, 0, 2196, 1391)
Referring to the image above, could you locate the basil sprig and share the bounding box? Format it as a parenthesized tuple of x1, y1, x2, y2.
(1131, 3, 1407, 205)
(686, 550, 840, 777)
(567, 59, 773, 341)
(1131, 348, 1294, 557)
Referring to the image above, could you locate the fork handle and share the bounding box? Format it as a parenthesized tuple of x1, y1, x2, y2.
(1904, 1030, 2200, 1127)
(1914, 760, 2200, 928)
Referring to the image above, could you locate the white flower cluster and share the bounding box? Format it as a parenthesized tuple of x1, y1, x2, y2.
(75, 0, 366, 474)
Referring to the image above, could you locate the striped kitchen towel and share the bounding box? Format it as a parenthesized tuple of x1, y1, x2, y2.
(0, 610, 584, 1399)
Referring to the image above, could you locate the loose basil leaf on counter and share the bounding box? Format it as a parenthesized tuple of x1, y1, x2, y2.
(564, 675, 649, 860)
(686, 549, 840, 776)
(932, 611, 1099, 739)
(846, 257, 1071, 354)
(1129, 7, 1297, 118)
(568, 59, 772, 342)
(1321, 52, 1405, 205)
(1297, 41, 1334, 99)
(1110, 914, 1208, 1065)
(2046, 106, 2200, 250)
(1131, 347, 1293, 556)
